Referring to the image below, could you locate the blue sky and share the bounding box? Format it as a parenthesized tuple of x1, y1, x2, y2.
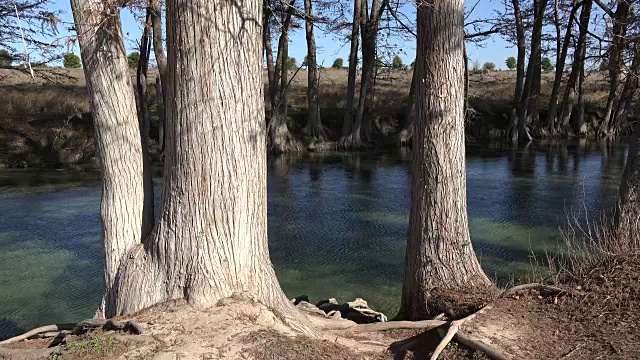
(42, 0, 516, 69)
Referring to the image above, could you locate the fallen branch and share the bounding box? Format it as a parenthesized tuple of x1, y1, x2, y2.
(0, 324, 75, 345)
(0, 319, 143, 346)
(430, 305, 492, 360)
(454, 330, 510, 360)
(501, 283, 565, 298)
(338, 319, 446, 333)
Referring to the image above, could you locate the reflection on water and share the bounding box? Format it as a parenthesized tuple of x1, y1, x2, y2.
(0, 140, 627, 339)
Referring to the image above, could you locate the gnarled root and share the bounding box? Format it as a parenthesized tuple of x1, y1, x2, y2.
(0, 319, 143, 346)
(430, 305, 491, 360)
(501, 283, 565, 298)
(337, 131, 367, 150)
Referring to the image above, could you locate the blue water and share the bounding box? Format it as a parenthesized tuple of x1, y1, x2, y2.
(0, 140, 627, 339)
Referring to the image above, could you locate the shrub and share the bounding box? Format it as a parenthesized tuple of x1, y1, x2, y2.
(483, 62, 496, 71)
(0, 49, 13, 68)
(332, 58, 344, 69)
(287, 56, 297, 70)
(541, 57, 554, 72)
(63, 53, 81, 68)
(505, 56, 516, 70)
(127, 52, 140, 69)
(392, 55, 403, 69)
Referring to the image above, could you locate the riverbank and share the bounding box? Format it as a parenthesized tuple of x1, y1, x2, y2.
(1, 250, 638, 359)
(0, 67, 616, 169)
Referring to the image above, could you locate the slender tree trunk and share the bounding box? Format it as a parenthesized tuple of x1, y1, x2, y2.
(611, 42, 640, 133)
(70, 0, 148, 317)
(266, 0, 301, 153)
(397, 61, 418, 145)
(528, 0, 543, 135)
(572, 64, 586, 135)
(509, 0, 526, 143)
(516, 0, 547, 142)
(136, 9, 154, 236)
(155, 77, 164, 151)
(343, 0, 361, 138)
(547, 0, 582, 132)
(340, 0, 387, 149)
(303, 0, 325, 140)
(263, 3, 276, 111)
(150, 0, 167, 152)
(600, 0, 631, 136)
(558, 0, 592, 134)
(82, 0, 308, 331)
(401, 0, 492, 320)
(614, 120, 640, 243)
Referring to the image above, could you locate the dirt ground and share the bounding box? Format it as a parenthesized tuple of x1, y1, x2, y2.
(1, 255, 638, 360)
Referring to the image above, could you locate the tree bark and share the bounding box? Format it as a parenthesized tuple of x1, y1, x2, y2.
(508, 0, 526, 143)
(342, 0, 361, 139)
(303, 0, 325, 140)
(515, 0, 547, 143)
(401, 0, 492, 320)
(614, 120, 640, 242)
(599, 0, 631, 136)
(547, 0, 582, 132)
(397, 61, 418, 146)
(70, 0, 148, 317)
(611, 42, 640, 133)
(150, 0, 167, 151)
(557, 0, 592, 134)
(340, 0, 387, 149)
(265, 0, 301, 152)
(73, 0, 307, 329)
(136, 8, 154, 237)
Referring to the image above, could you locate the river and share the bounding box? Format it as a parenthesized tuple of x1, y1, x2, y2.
(0, 140, 627, 339)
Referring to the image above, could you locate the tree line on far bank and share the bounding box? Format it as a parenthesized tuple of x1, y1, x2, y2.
(4, 0, 640, 151)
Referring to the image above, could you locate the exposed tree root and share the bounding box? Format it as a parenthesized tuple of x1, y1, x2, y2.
(337, 132, 367, 150)
(268, 122, 304, 154)
(396, 127, 412, 146)
(453, 330, 510, 360)
(0, 319, 143, 346)
(0, 324, 75, 345)
(430, 305, 492, 360)
(337, 319, 446, 333)
(501, 283, 565, 298)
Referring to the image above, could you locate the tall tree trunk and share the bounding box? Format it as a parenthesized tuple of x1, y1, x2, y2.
(599, 0, 631, 136)
(343, 0, 361, 139)
(572, 63, 586, 135)
(73, 0, 309, 330)
(614, 120, 640, 243)
(397, 61, 418, 145)
(515, 0, 548, 143)
(528, 0, 543, 135)
(509, 0, 526, 143)
(150, 0, 167, 151)
(558, 0, 592, 134)
(401, 0, 492, 320)
(340, 0, 387, 149)
(547, 0, 582, 132)
(136, 8, 154, 236)
(70, 0, 148, 317)
(266, 0, 301, 153)
(263, 2, 276, 111)
(611, 42, 640, 133)
(303, 0, 325, 140)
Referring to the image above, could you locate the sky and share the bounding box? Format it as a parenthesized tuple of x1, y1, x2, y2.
(38, 0, 517, 69)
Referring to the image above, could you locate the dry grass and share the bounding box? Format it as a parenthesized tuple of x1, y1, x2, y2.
(546, 204, 640, 284)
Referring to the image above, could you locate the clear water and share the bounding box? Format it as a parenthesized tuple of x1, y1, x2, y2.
(0, 141, 627, 339)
